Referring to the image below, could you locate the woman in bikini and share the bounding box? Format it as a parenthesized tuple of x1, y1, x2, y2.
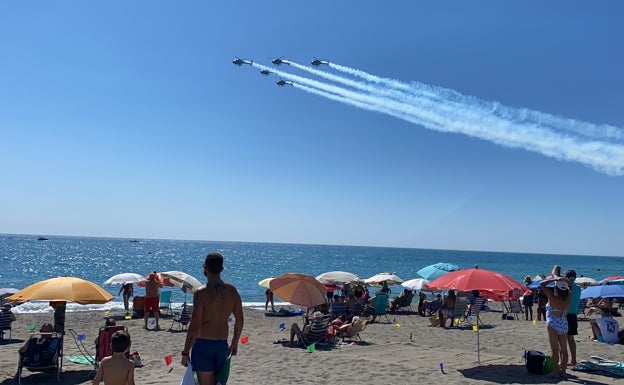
(540, 277, 572, 378)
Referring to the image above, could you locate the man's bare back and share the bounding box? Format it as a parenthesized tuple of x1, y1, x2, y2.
(193, 282, 242, 340)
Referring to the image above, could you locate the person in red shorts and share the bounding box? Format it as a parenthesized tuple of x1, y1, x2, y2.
(144, 272, 162, 330)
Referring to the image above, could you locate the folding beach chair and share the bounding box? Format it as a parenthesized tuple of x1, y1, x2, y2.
(373, 294, 390, 323)
(96, 325, 127, 364)
(449, 298, 467, 328)
(295, 314, 332, 348)
(577, 298, 588, 320)
(462, 296, 486, 326)
(0, 310, 13, 342)
(159, 291, 173, 316)
(331, 302, 347, 319)
(18, 332, 63, 384)
(170, 303, 192, 331)
(505, 299, 523, 320)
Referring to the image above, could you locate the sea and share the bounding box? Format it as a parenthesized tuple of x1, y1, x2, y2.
(2, 234, 623, 314)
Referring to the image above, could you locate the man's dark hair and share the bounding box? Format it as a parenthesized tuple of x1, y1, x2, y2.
(204, 253, 224, 274)
(111, 330, 131, 353)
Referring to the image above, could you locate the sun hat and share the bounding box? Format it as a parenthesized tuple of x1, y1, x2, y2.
(555, 280, 569, 290)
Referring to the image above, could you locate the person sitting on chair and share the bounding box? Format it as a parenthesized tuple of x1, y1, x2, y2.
(17, 323, 54, 367)
(390, 289, 410, 311)
(0, 303, 16, 339)
(289, 311, 324, 346)
(438, 290, 456, 328)
(587, 297, 612, 317)
(589, 316, 620, 344)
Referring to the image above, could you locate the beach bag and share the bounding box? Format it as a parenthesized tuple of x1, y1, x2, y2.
(524, 350, 546, 374)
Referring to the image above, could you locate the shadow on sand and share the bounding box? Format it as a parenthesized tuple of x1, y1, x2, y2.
(459, 364, 612, 385)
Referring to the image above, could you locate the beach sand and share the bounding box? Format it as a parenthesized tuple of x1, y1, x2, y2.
(1, 303, 623, 384)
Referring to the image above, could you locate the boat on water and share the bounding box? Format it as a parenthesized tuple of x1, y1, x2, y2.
(37, 236, 48, 241)
(130, 239, 140, 243)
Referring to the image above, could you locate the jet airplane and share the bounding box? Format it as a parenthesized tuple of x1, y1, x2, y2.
(232, 57, 252, 66)
(311, 58, 329, 67)
(276, 79, 293, 87)
(272, 57, 289, 66)
(260, 69, 271, 75)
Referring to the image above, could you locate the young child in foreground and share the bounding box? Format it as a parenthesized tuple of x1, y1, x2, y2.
(93, 330, 135, 385)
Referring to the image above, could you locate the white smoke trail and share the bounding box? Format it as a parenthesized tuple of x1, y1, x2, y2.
(252, 63, 624, 175)
(329, 62, 624, 142)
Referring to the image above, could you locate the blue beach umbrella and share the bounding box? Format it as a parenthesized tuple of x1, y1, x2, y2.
(417, 262, 459, 281)
(527, 280, 556, 290)
(580, 284, 624, 299)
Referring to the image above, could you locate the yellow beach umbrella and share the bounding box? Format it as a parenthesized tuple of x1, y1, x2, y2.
(7, 276, 114, 305)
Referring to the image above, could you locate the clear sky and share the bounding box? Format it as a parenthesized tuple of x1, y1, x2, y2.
(1, 1, 623, 257)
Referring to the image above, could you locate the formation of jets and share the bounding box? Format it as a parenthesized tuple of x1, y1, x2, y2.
(233, 56, 330, 87)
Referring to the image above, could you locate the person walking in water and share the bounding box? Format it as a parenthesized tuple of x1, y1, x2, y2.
(144, 272, 162, 330)
(181, 253, 244, 385)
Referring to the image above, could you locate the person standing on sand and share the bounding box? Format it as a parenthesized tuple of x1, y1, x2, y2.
(564, 269, 581, 367)
(540, 277, 572, 378)
(181, 253, 244, 385)
(143, 272, 162, 330)
(118, 283, 134, 312)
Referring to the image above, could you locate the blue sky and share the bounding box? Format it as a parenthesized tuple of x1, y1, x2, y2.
(1, 1, 623, 256)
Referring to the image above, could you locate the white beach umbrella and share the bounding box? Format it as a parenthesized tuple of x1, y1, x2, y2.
(160, 271, 202, 294)
(574, 277, 597, 285)
(103, 273, 145, 286)
(401, 278, 430, 291)
(364, 273, 404, 286)
(316, 271, 360, 284)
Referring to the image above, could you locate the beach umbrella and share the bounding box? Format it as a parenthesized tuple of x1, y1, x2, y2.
(137, 273, 175, 287)
(316, 271, 360, 284)
(103, 273, 145, 286)
(426, 268, 525, 300)
(7, 277, 114, 305)
(401, 278, 430, 291)
(258, 277, 274, 289)
(597, 276, 624, 285)
(364, 273, 404, 286)
(417, 262, 460, 281)
(0, 288, 19, 306)
(269, 273, 327, 308)
(580, 284, 624, 299)
(160, 271, 202, 294)
(574, 277, 597, 285)
(324, 284, 340, 292)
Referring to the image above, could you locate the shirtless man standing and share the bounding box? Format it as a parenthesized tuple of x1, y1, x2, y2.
(144, 273, 162, 330)
(181, 253, 244, 385)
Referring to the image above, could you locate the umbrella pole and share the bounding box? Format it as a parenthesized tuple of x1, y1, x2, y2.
(476, 327, 480, 365)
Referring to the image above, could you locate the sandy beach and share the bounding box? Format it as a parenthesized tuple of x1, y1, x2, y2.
(1, 304, 623, 385)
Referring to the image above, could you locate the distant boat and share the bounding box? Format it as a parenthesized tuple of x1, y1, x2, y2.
(130, 239, 140, 243)
(37, 237, 48, 241)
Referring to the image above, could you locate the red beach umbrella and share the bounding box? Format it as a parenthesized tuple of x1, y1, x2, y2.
(137, 273, 174, 287)
(426, 268, 525, 300)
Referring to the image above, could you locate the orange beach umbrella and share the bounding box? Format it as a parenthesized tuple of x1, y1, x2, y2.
(7, 276, 114, 305)
(269, 273, 327, 308)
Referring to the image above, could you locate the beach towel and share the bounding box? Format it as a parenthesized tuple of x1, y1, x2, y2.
(65, 355, 96, 365)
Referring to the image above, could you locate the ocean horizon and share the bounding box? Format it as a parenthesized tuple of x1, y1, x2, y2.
(2, 233, 622, 314)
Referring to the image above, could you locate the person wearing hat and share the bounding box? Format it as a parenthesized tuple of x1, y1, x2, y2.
(540, 276, 572, 378)
(564, 269, 582, 366)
